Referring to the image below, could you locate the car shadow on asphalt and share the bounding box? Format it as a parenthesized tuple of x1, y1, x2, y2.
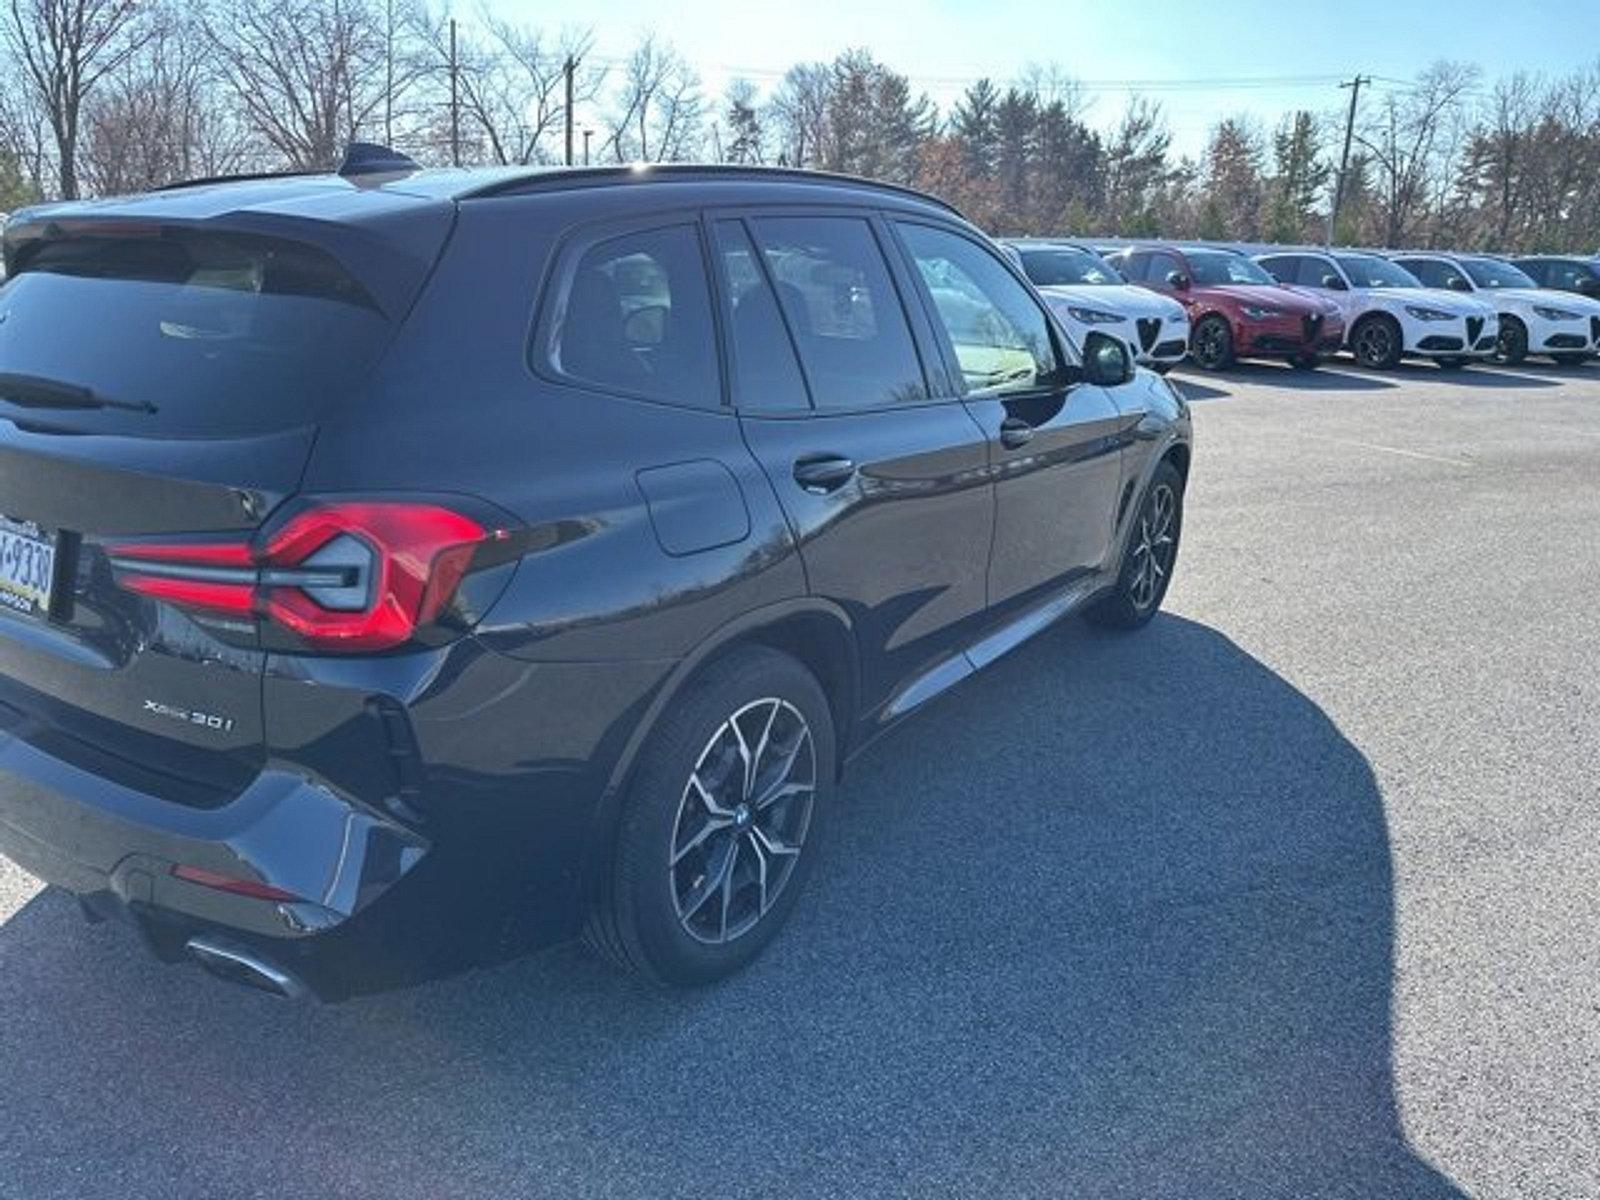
(0, 616, 1465, 1199)
(1174, 361, 1398, 393)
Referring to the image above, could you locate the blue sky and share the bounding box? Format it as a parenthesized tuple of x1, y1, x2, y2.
(493, 0, 1597, 154)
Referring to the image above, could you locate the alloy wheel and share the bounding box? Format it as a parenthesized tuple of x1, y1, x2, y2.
(1355, 322, 1393, 366)
(1129, 483, 1178, 612)
(670, 698, 817, 945)
(1194, 320, 1229, 369)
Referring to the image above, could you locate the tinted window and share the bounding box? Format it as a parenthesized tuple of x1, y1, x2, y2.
(1399, 258, 1451, 289)
(0, 230, 394, 437)
(748, 216, 925, 410)
(713, 220, 810, 413)
(1296, 256, 1340, 287)
(1547, 260, 1597, 291)
(547, 223, 719, 406)
(898, 223, 1061, 398)
(1147, 252, 1182, 284)
(1257, 255, 1300, 284)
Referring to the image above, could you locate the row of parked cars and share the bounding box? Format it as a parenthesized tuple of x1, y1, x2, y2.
(1003, 238, 1600, 375)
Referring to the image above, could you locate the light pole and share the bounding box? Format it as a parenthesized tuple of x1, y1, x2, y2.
(583, 129, 593, 166)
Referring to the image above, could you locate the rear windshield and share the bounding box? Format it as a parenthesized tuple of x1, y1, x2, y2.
(0, 229, 393, 436)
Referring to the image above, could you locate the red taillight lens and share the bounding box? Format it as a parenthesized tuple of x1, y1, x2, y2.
(108, 501, 492, 652)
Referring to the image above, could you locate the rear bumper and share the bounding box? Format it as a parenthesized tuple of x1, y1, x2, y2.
(0, 730, 429, 939)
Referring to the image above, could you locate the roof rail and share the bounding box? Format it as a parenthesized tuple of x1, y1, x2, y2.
(459, 162, 964, 217)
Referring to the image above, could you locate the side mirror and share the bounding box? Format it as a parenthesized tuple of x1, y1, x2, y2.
(1165, 271, 1190, 290)
(1082, 331, 1134, 387)
(1446, 275, 1471, 292)
(1321, 273, 1348, 291)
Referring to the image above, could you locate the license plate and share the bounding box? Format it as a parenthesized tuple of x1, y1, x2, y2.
(0, 516, 58, 619)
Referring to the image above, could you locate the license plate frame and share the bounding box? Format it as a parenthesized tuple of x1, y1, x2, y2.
(0, 515, 60, 620)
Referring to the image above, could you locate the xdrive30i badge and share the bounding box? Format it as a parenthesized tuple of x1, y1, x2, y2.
(142, 699, 235, 734)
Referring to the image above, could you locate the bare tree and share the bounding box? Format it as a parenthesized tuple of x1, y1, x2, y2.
(423, 13, 595, 166)
(767, 61, 828, 167)
(603, 34, 703, 163)
(1355, 62, 1480, 247)
(2, 0, 153, 198)
(203, 0, 394, 170)
(719, 77, 763, 164)
(80, 9, 248, 194)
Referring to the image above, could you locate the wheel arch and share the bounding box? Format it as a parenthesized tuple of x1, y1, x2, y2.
(579, 598, 860, 904)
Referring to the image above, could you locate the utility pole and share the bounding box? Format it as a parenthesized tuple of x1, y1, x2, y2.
(1326, 75, 1368, 246)
(582, 128, 593, 166)
(564, 55, 576, 166)
(449, 18, 460, 167)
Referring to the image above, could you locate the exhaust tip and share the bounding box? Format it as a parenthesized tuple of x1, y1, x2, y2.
(185, 934, 308, 1000)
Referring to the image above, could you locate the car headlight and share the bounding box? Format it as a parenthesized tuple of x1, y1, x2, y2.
(1533, 305, 1583, 321)
(1239, 305, 1280, 320)
(1066, 306, 1123, 325)
(1405, 305, 1455, 321)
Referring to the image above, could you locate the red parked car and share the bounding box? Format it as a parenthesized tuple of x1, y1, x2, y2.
(1106, 245, 1345, 370)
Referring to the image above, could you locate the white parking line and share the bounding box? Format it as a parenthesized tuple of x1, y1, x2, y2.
(1300, 433, 1474, 467)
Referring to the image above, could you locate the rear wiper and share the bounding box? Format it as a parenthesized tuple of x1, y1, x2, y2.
(0, 372, 158, 414)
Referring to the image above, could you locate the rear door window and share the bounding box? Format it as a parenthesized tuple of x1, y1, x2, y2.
(1296, 257, 1338, 287)
(1401, 258, 1449, 288)
(712, 220, 811, 413)
(746, 216, 927, 410)
(544, 222, 720, 407)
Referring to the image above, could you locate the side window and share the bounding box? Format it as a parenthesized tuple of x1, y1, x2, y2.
(544, 223, 719, 407)
(747, 215, 926, 410)
(1522, 261, 1548, 286)
(1549, 262, 1583, 290)
(896, 222, 1062, 398)
(712, 220, 810, 413)
(1297, 257, 1336, 287)
(1148, 252, 1181, 284)
(1258, 255, 1298, 284)
(1403, 259, 1447, 288)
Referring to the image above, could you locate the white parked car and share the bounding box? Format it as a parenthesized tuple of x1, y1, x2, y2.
(1390, 252, 1600, 366)
(1005, 239, 1190, 374)
(1256, 249, 1499, 370)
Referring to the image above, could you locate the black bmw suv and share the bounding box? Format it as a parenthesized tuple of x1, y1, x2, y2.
(0, 150, 1191, 996)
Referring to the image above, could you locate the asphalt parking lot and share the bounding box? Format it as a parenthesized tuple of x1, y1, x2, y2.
(2, 357, 1598, 1199)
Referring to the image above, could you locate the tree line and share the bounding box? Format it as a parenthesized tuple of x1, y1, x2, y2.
(3, 0, 1599, 254)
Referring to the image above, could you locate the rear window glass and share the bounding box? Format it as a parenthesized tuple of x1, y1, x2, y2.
(0, 230, 394, 437)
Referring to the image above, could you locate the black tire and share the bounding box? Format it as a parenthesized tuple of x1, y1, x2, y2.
(1496, 316, 1528, 364)
(586, 646, 835, 987)
(1552, 353, 1590, 367)
(1086, 460, 1184, 632)
(1350, 314, 1403, 369)
(1436, 356, 1469, 370)
(1290, 353, 1322, 370)
(1190, 315, 1235, 371)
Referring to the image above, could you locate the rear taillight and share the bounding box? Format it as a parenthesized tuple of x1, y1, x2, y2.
(108, 501, 499, 652)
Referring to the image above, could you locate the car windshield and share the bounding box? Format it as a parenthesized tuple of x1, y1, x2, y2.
(1017, 247, 1123, 286)
(1459, 257, 1537, 289)
(1336, 254, 1422, 289)
(1187, 251, 1275, 287)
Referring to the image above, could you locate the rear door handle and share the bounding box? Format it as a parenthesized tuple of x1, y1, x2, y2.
(999, 417, 1035, 450)
(793, 455, 857, 493)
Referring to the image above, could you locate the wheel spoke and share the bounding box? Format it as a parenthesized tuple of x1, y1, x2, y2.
(681, 837, 738, 921)
(688, 770, 734, 819)
(671, 814, 732, 866)
(727, 712, 757, 800)
(717, 838, 741, 940)
(750, 825, 799, 859)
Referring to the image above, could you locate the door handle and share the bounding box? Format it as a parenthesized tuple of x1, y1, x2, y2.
(793, 455, 857, 493)
(999, 417, 1035, 450)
